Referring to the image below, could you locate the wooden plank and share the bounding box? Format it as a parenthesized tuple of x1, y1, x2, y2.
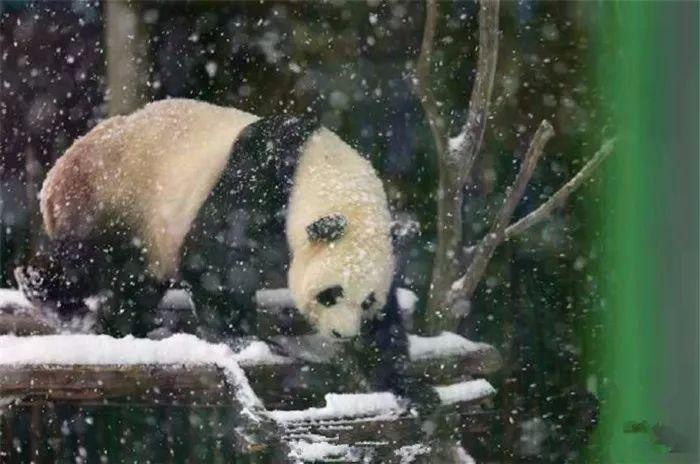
(0, 365, 230, 405)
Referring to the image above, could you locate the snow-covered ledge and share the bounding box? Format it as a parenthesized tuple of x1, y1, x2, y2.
(0, 287, 501, 410)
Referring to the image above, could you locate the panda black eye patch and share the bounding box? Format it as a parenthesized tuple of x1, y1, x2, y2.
(316, 285, 344, 307)
(306, 214, 347, 242)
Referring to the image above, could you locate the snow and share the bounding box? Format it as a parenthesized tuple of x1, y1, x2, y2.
(448, 131, 467, 153)
(434, 379, 496, 405)
(269, 392, 402, 423)
(0, 333, 263, 412)
(396, 287, 418, 313)
(395, 444, 430, 463)
(269, 379, 494, 424)
(408, 331, 490, 360)
(205, 61, 218, 78)
(233, 340, 291, 366)
(452, 445, 476, 464)
(287, 441, 355, 462)
(0, 289, 33, 313)
(451, 275, 466, 291)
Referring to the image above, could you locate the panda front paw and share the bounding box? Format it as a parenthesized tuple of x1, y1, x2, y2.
(14, 258, 86, 315)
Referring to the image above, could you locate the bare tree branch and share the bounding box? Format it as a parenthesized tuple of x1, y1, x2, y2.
(505, 137, 616, 237)
(461, 137, 616, 260)
(447, 0, 500, 173)
(426, 0, 500, 330)
(412, 0, 445, 156)
(451, 120, 555, 302)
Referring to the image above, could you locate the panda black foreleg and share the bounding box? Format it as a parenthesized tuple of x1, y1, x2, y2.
(358, 285, 441, 416)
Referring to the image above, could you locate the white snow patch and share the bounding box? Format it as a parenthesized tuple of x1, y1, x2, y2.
(233, 341, 292, 366)
(396, 288, 418, 313)
(288, 441, 355, 462)
(0, 289, 33, 312)
(395, 443, 430, 463)
(434, 379, 495, 405)
(0, 333, 263, 411)
(451, 275, 465, 291)
(453, 445, 476, 464)
(448, 131, 467, 152)
(270, 379, 494, 424)
(0, 396, 19, 415)
(205, 61, 218, 78)
(269, 392, 402, 423)
(408, 331, 490, 360)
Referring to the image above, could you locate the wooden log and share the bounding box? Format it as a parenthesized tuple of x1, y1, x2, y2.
(0, 365, 230, 406)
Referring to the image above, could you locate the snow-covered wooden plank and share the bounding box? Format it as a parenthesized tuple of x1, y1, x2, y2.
(272, 382, 495, 463)
(0, 334, 278, 454)
(0, 287, 501, 411)
(270, 380, 494, 425)
(0, 332, 500, 410)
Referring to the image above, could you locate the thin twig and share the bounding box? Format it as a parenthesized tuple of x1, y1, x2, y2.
(452, 120, 555, 301)
(460, 137, 616, 261)
(447, 0, 500, 174)
(413, 0, 445, 156)
(506, 138, 616, 237)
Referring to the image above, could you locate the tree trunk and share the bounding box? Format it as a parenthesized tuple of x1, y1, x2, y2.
(105, 1, 148, 116)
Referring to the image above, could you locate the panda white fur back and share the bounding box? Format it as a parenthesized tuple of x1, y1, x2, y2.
(287, 128, 394, 337)
(41, 100, 259, 280)
(35, 98, 393, 338)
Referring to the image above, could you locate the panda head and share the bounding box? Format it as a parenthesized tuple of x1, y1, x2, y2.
(288, 213, 394, 339)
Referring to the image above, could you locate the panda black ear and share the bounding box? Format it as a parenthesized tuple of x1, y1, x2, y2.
(306, 214, 347, 242)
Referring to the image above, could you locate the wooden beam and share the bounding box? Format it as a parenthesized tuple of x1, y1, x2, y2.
(0, 365, 229, 406)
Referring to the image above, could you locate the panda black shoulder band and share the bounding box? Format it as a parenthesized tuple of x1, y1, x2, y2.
(212, 114, 320, 212)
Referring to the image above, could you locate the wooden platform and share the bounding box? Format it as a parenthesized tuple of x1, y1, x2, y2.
(0, 289, 501, 462)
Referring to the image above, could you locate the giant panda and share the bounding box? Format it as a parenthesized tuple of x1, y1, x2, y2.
(16, 98, 439, 409)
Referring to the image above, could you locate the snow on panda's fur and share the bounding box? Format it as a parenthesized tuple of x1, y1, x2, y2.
(286, 128, 394, 337)
(39, 99, 259, 280)
(20, 98, 394, 339)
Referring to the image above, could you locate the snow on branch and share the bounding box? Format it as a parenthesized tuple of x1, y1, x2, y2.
(412, 0, 499, 170)
(451, 120, 555, 301)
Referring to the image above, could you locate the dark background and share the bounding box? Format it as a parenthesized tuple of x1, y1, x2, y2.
(1, 1, 608, 462)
